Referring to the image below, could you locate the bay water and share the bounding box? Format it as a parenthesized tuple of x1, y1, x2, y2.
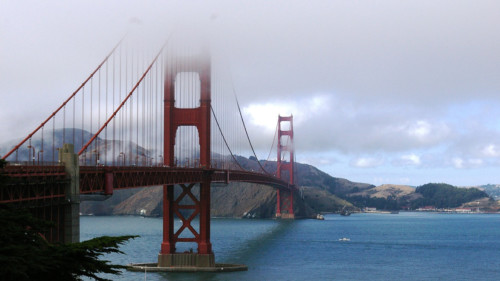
(81, 212, 500, 280)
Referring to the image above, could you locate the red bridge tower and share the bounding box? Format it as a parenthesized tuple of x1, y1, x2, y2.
(276, 115, 295, 219)
(159, 53, 214, 267)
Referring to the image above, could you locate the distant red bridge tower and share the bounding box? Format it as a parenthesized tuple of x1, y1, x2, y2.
(276, 115, 295, 219)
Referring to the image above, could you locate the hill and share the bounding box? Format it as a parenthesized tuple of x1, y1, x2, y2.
(81, 156, 370, 218)
(411, 183, 490, 209)
(3, 129, 498, 215)
(344, 182, 493, 211)
(350, 184, 419, 199)
(479, 184, 500, 199)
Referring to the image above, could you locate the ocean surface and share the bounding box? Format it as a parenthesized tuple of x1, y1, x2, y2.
(81, 212, 500, 280)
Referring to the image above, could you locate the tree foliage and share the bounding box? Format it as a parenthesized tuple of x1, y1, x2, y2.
(0, 161, 137, 281)
(412, 183, 489, 209)
(0, 205, 137, 281)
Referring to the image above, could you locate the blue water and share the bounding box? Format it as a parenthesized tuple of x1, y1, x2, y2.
(81, 213, 500, 280)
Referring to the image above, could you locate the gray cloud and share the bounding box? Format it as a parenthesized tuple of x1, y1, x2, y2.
(2, 1, 500, 185)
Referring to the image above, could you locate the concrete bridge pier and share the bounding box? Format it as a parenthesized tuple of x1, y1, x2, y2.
(58, 143, 80, 243)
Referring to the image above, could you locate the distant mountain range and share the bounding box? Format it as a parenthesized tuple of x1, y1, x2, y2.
(478, 184, 500, 200)
(0, 128, 97, 162)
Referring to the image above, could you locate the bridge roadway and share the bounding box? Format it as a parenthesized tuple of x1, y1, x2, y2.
(1, 165, 293, 204)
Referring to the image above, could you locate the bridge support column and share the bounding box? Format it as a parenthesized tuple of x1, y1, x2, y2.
(198, 178, 213, 256)
(160, 184, 175, 255)
(276, 189, 295, 219)
(157, 180, 214, 268)
(58, 143, 80, 243)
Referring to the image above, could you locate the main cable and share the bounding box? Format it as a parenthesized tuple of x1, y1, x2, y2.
(210, 105, 244, 170)
(266, 120, 278, 163)
(233, 93, 270, 175)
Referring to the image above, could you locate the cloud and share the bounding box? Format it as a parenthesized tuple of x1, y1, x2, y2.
(372, 176, 411, 186)
(291, 96, 455, 154)
(468, 159, 484, 167)
(452, 157, 464, 169)
(351, 157, 384, 168)
(408, 121, 430, 138)
(481, 144, 500, 157)
(243, 94, 331, 131)
(450, 157, 484, 169)
(2, 1, 500, 186)
(400, 154, 421, 166)
(405, 120, 452, 146)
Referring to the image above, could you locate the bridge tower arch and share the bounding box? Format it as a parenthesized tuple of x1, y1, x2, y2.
(276, 115, 295, 219)
(159, 52, 214, 267)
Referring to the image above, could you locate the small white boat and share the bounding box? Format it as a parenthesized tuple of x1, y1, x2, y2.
(339, 237, 350, 242)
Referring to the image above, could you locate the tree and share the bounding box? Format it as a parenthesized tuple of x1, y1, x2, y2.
(0, 161, 137, 281)
(414, 183, 489, 208)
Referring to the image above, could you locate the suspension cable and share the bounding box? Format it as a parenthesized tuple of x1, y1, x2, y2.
(210, 105, 244, 170)
(2, 35, 126, 160)
(232, 91, 270, 175)
(266, 120, 278, 163)
(78, 36, 171, 156)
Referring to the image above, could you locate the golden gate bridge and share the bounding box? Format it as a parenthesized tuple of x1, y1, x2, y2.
(0, 35, 296, 270)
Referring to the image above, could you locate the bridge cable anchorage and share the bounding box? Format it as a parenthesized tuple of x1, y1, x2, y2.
(78, 35, 172, 156)
(229, 79, 271, 175)
(210, 105, 244, 171)
(1, 34, 127, 161)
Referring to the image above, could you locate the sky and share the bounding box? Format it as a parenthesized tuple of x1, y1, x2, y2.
(1, 0, 500, 187)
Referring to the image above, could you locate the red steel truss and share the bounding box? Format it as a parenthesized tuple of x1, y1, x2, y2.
(0, 165, 67, 204)
(0, 165, 68, 243)
(1, 165, 292, 202)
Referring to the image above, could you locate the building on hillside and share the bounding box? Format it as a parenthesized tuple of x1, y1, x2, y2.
(416, 206, 436, 211)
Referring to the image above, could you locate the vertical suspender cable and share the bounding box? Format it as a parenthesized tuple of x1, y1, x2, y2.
(78, 38, 170, 157)
(90, 77, 93, 164)
(98, 68, 101, 165)
(72, 96, 75, 152)
(103, 59, 109, 165)
(112, 50, 116, 165)
(118, 46, 122, 165)
(97, 68, 101, 164)
(136, 50, 140, 165)
(52, 117, 55, 162)
(63, 106, 66, 146)
(154, 53, 157, 165)
(124, 45, 127, 165)
(82, 86, 85, 163)
(41, 127, 44, 164)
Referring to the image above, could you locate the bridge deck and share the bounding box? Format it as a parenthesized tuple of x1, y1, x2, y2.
(1, 165, 293, 203)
